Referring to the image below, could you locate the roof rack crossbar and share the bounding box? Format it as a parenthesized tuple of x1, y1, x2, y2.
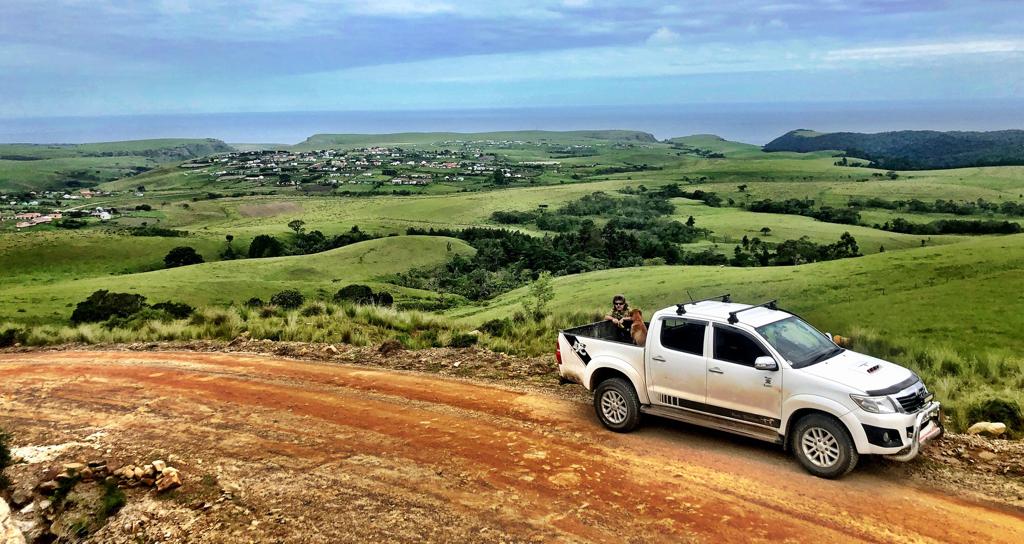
(727, 299, 778, 324)
(676, 293, 731, 315)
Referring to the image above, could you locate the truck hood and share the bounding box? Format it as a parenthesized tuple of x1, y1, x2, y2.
(799, 349, 917, 394)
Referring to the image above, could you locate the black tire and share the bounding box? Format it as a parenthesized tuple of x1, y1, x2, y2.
(791, 413, 859, 479)
(593, 377, 641, 432)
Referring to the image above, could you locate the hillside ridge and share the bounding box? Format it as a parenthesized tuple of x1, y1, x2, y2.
(763, 129, 1024, 170)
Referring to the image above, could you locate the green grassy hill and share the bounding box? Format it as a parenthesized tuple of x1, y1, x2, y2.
(0, 138, 233, 192)
(451, 234, 1024, 358)
(0, 230, 226, 288)
(1, 235, 473, 323)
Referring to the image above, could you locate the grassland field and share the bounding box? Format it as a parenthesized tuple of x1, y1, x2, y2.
(2, 130, 1024, 429)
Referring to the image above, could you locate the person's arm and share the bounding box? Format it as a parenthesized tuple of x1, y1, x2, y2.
(604, 314, 620, 325)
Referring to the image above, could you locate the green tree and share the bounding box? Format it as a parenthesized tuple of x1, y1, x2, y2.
(760, 227, 772, 237)
(164, 246, 204, 268)
(249, 234, 285, 258)
(523, 272, 555, 318)
(288, 219, 306, 234)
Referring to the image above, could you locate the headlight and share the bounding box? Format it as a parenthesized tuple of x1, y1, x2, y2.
(850, 394, 898, 414)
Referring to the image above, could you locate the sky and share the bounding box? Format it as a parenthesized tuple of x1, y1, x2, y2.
(2, 0, 1023, 118)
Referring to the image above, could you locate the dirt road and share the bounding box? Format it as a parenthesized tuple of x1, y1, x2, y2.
(1, 350, 1022, 543)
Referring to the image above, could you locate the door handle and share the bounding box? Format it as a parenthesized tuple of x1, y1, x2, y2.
(708, 367, 724, 374)
(651, 355, 666, 362)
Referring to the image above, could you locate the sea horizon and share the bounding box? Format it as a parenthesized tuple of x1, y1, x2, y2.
(2, 99, 1023, 146)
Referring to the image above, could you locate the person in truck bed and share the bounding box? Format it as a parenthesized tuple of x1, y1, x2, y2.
(604, 294, 632, 328)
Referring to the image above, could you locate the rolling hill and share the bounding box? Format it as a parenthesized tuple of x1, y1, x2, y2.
(0, 138, 233, 191)
(0, 235, 473, 323)
(763, 129, 1024, 170)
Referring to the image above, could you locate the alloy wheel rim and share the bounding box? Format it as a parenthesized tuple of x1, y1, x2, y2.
(801, 427, 841, 468)
(600, 390, 628, 424)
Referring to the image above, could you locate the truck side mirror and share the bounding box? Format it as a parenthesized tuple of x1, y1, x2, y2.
(754, 356, 778, 371)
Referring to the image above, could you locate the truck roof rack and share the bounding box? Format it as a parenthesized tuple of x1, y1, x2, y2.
(676, 294, 731, 315)
(727, 300, 778, 324)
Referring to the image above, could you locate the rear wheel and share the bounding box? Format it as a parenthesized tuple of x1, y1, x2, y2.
(791, 413, 859, 479)
(593, 378, 641, 432)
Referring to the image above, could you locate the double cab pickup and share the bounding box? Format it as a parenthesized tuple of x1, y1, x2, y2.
(556, 296, 943, 478)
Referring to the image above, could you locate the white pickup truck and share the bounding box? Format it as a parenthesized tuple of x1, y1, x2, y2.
(556, 296, 943, 478)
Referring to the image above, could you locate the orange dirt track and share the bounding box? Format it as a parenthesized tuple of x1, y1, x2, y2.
(1, 350, 1022, 543)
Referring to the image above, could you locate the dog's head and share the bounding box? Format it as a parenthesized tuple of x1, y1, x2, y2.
(630, 309, 643, 321)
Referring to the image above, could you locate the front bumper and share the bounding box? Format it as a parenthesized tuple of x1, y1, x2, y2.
(884, 401, 943, 462)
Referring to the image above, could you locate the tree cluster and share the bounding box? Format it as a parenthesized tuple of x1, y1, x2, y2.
(746, 198, 861, 225)
(731, 233, 861, 267)
(70, 290, 193, 325)
(879, 218, 1022, 235)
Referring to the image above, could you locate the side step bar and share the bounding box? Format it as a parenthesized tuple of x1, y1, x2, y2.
(641, 404, 784, 444)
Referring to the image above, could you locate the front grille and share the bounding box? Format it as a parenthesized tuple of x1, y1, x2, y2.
(896, 388, 928, 413)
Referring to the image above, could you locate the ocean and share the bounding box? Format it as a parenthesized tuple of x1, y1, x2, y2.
(1, 100, 1022, 146)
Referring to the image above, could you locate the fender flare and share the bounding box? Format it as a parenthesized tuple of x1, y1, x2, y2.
(584, 357, 650, 404)
(781, 394, 854, 435)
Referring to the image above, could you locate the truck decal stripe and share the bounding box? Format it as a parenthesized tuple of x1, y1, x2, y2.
(562, 334, 592, 365)
(660, 394, 781, 429)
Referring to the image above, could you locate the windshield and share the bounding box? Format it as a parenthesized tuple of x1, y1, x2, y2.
(756, 316, 842, 368)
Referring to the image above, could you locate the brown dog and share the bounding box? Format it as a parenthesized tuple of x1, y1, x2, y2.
(629, 309, 648, 346)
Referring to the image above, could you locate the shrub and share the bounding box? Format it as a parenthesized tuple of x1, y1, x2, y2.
(300, 303, 325, 317)
(164, 246, 204, 268)
(270, 289, 305, 309)
(0, 327, 26, 347)
(966, 398, 1023, 436)
(447, 332, 479, 348)
(151, 301, 194, 319)
(480, 318, 511, 337)
(334, 284, 374, 304)
(244, 297, 264, 308)
(104, 308, 175, 330)
(71, 290, 148, 324)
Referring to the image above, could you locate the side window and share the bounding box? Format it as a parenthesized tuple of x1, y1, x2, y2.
(713, 326, 767, 366)
(660, 318, 706, 356)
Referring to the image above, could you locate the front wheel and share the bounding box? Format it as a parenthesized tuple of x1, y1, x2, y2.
(593, 378, 641, 432)
(791, 414, 859, 479)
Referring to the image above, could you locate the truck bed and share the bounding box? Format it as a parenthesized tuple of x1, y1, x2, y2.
(562, 320, 648, 346)
(559, 320, 648, 388)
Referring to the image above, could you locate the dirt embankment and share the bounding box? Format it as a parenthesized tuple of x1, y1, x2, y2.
(1, 347, 1023, 543)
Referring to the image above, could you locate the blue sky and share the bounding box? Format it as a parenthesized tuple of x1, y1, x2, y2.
(2, 0, 1023, 117)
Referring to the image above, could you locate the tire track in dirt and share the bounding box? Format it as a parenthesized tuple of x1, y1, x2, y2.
(1, 351, 1022, 543)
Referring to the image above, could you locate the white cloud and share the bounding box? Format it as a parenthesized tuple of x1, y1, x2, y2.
(346, 0, 456, 17)
(825, 40, 1024, 61)
(646, 26, 681, 46)
(298, 41, 806, 85)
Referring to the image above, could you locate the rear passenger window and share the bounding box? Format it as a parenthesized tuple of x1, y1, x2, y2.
(660, 319, 706, 356)
(713, 326, 768, 366)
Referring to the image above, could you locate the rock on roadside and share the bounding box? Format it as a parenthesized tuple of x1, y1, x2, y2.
(1, 499, 27, 544)
(967, 422, 1008, 437)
